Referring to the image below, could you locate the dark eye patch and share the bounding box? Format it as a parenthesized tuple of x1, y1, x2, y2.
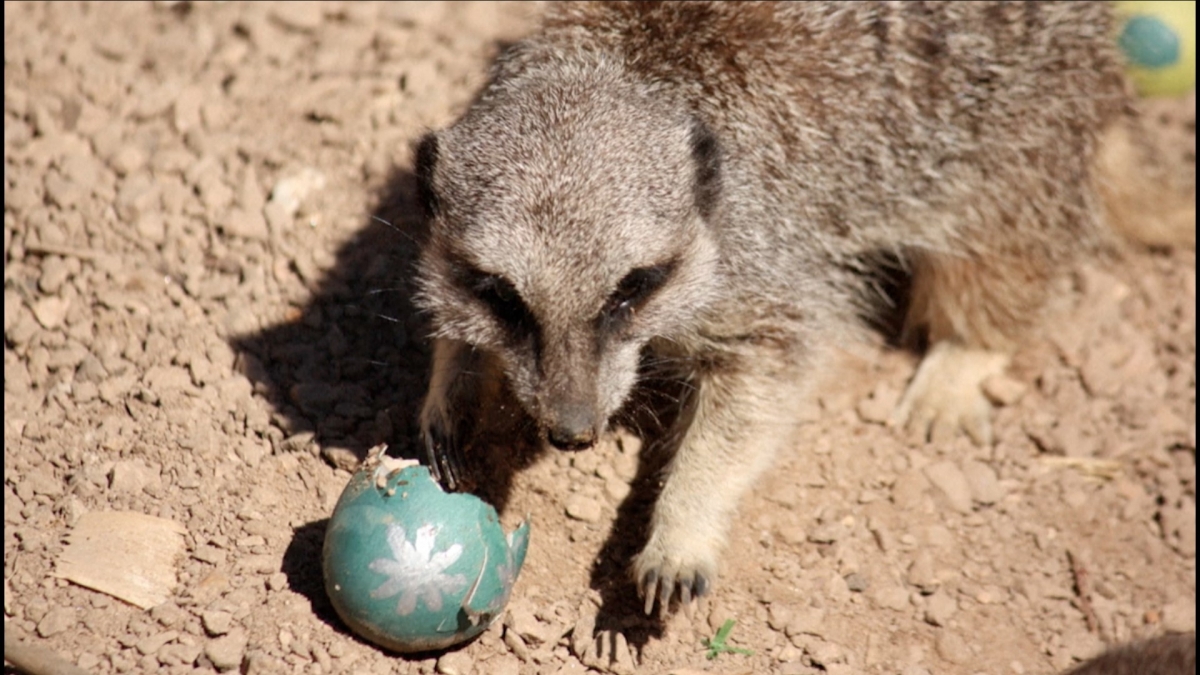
(601, 259, 677, 324)
(468, 271, 536, 333)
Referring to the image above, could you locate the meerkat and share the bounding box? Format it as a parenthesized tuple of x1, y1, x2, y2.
(1063, 632, 1196, 675)
(411, 1, 1195, 615)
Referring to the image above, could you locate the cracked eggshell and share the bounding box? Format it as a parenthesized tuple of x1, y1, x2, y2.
(323, 456, 530, 653)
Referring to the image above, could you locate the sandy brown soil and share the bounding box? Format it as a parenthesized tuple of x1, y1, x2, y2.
(3, 2, 1195, 674)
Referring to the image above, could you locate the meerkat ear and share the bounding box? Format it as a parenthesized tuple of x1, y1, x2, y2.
(688, 116, 721, 220)
(414, 132, 441, 220)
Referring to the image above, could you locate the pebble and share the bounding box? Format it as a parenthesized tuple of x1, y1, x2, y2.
(603, 476, 631, 502)
(935, 631, 972, 664)
(923, 461, 973, 514)
(270, 2, 324, 32)
(564, 495, 602, 523)
(891, 469, 930, 510)
(31, 296, 70, 330)
(483, 655, 522, 675)
(785, 606, 827, 638)
(924, 591, 957, 626)
(23, 466, 63, 497)
(109, 460, 159, 494)
(570, 610, 596, 660)
(136, 630, 178, 655)
(872, 586, 911, 612)
(203, 610, 233, 636)
(845, 573, 869, 593)
(224, 208, 270, 241)
(504, 603, 551, 646)
(906, 550, 939, 594)
(436, 650, 475, 675)
(36, 607, 76, 637)
(962, 459, 1005, 505)
(205, 630, 247, 672)
(806, 638, 846, 666)
(269, 168, 326, 216)
(1162, 597, 1196, 633)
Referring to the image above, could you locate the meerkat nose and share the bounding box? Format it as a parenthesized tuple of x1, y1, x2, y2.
(547, 404, 597, 451)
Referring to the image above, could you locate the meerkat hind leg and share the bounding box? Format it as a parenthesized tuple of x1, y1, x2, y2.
(891, 342, 1009, 445)
(890, 251, 1047, 445)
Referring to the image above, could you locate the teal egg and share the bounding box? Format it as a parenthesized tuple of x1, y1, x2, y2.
(323, 459, 530, 653)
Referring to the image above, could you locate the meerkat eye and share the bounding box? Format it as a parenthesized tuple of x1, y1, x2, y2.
(603, 260, 676, 319)
(471, 272, 535, 331)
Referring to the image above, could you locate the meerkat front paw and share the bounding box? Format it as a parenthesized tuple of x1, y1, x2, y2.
(890, 341, 1010, 446)
(631, 524, 719, 616)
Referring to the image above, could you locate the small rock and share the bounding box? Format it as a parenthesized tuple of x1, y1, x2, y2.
(109, 460, 159, 494)
(603, 477, 631, 502)
(570, 609, 596, 660)
(806, 638, 846, 666)
(924, 591, 957, 626)
(845, 573, 869, 593)
(767, 604, 792, 631)
(136, 630, 178, 655)
(270, 1, 324, 32)
(205, 630, 247, 672)
(36, 608, 76, 637)
(807, 520, 847, 544)
(504, 604, 550, 646)
(892, 469, 930, 510)
(1162, 597, 1197, 633)
(202, 610, 233, 636)
(31, 296, 70, 330)
(436, 650, 474, 675)
(906, 550, 939, 594)
(872, 586, 910, 612)
(224, 208, 269, 241)
(269, 168, 326, 216)
(565, 495, 602, 523)
(483, 655, 522, 675)
(962, 459, 1005, 505)
(23, 466, 63, 497)
(935, 631, 972, 664)
(923, 461, 973, 514)
(785, 606, 827, 637)
(1061, 628, 1105, 663)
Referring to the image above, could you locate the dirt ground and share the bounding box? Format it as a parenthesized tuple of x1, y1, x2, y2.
(3, 2, 1195, 675)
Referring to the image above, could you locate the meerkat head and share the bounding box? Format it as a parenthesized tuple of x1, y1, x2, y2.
(414, 58, 723, 450)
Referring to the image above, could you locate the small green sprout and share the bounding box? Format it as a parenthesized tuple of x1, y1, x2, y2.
(702, 618, 754, 660)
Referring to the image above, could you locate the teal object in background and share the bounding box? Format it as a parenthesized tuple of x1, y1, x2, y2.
(323, 455, 530, 653)
(1120, 15, 1181, 68)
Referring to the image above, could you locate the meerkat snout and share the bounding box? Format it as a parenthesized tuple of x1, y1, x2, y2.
(545, 401, 598, 450)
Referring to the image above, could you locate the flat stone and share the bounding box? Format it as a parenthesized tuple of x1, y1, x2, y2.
(935, 631, 972, 664)
(872, 586, 910, 612)
(436, 650, 474, 675)
(923, 462, 973, 514)
(565, 495, 602, 523)
(202, 610, 233, 636)
(205, 630, 247, 672)
(36, 608, 76, 637)
(962, 460, 1005, 505)
(924, 591, 958, 626)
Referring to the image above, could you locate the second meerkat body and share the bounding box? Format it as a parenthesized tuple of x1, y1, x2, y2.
(413, 1, 1182, 613)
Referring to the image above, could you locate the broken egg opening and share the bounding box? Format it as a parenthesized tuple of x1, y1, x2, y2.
(323, 451, 530, 653)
